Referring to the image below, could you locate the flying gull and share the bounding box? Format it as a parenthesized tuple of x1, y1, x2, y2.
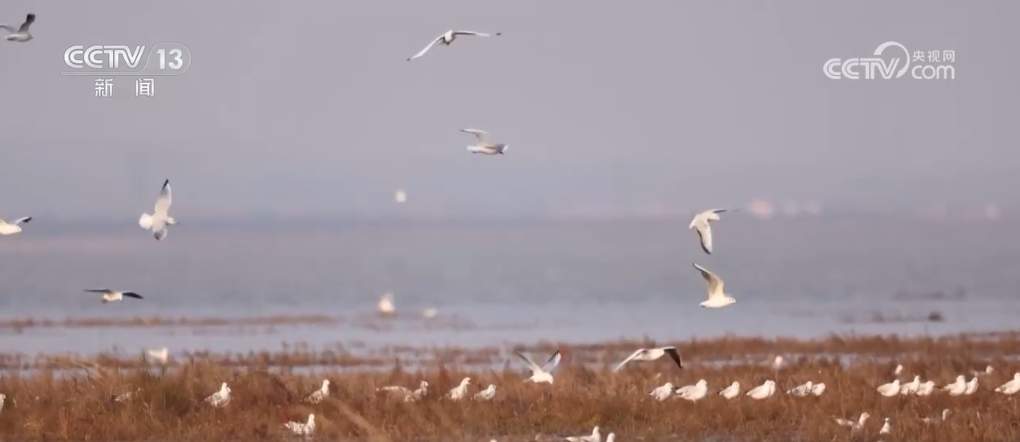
(138, 179, 175, 240)
(693, 263, 736, 308)
(0, 14, 35, 42)
(515, 349, 561, 384)
(461, 129, 509, 155)
(688, 209, 727, 254)
(407, 30, 501, 61)
(0, 217, 31, 236)
(613, 346, 683, 372)
(84, 289, 143, 303)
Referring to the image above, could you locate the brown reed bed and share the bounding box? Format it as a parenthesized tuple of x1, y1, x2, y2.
(0, 333, 1019, 441)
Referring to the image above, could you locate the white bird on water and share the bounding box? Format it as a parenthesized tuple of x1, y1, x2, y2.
(649, 382, 674, 401)
(688, 209, 728, 254)
(377, 292, 396, 316)
(613, 346, 683, 372)
(693, 263, 736, 308)
(205, 382, 231, 408)
(876, 379, 900, 397)
(461, 129, 509, 155)
(746, 380, 776, 399)
(943, 375, 967, 396)
(146, 347, 169, 365)
(718, 381, 741, 399)
(447, 377, 471, 401)
(138, 179, 175, 240)
(565, 426, 600, 442)
(283, 413, 316, 437)
(0, 217, 31, 236)
(834, 412, 870, 432)
(674, 379, 708, 402)
(515, 349, 561, 384)
(407, 30, 501, 61)
(964, 376, 979, 395)
(0, 13, 35, 42)
(995, 372, 1020, 395)
(304, 379, 330, 404)
(84, 289, 143, 303)
(473, 384, 496, 401)
(879, 417, 891, 435)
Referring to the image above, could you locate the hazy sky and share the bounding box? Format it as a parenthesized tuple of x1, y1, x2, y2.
(1, 1, 1017, 222)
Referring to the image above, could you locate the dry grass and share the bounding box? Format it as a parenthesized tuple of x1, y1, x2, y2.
(0, 334, 1019, 441)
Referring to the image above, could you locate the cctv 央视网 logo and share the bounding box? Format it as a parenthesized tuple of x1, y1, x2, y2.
(64, 45, 146, 70)
(62, 43, 191, 75)
(824, 41, 956, 80)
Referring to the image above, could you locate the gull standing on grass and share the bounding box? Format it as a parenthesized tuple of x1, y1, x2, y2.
(674, 379, 708, 402)
(407, 30, 502, 61)
(146, 347, 169, 364)
(138, 179, 175, 240)
(515, 349, 561, 384)
(693, 263, 736, 308)
(899, 375, 921, 395)
(893, 364, 904, 376)
(378, 380, 428, 402)
(304, 379, 330, 404)
(0, 13, 35, 42)
(879, 417, 891, 435)
(787, 381, 815, 397)
(876, 379, 900, 397)
(995, 372, 1020, 395)
(0, 217, 31, 236)
(964, 376, 979, 395)
(915, 379, 936, 396)
(834, 412, 870, 432)
(613, 346, 683, 372)
(283, 414, 316, 437)
(649, 382, 674, 401)
(688, 209, 728, 254)
(565, 426, 600, 442)
(461, 129, 509, 155)
(447, 377, 471, 401)
(205, 382, 231, 408)
(719, 381, 741, 399)
(922, 409, 951, 424)
(84, 289, 143, 303)
(0, 393, 5, 413)
(473, 384, 496, 401)
(810, 382, 826, 396)
(943, 375, 967, 396)
(746, 380, 776, 399)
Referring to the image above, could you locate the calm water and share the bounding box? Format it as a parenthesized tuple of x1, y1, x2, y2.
(0, 216, 1017, 355)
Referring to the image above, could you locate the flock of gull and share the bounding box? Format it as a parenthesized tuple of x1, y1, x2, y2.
(2, 11, 1018, 441)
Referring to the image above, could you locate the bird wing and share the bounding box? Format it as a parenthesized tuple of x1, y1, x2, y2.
(514, 351, 542, 372)
(13, 217, 31, 225)
(407, 35, 443, 61)
(542, 350, 562, 372)
(0, 25, 14, 33)
(460, 128, 490, 143)
(663, 347, 684, 369)
(18, 14, 35, 32)
(693, 263, 725, 297)
(154, 180, 172, 215)
(84, 289, 112, 294)
(694, 223, 713, 254)
(123, 292, 144, 299)
(612, 349, 646, 372)
(451, 30, 493, 37)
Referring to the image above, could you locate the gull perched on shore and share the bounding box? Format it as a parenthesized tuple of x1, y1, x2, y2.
(146, 347, 169, 364)
(876, 379, 900, 397)
(943, 375, 967, 396)
(719, 381, 740, 399)
(84, 289, 143, 303)
(407, 30, 501, 61)
(674, 379, 708, 402)
(378, 380, 428, 402)
(0, 217, 31, 236)
(0, 13, 35, 42)
(613, 346, 683, 372)
(304, 379, 330, 404)
(447, 377, 471, 401)
(565, 426, 600, 442)
(283, 414, 315, 437)
(138, 179, 175, 240)
(205, 382, 231, 408)
(461, 129, 509, 155)
(922, 409, 950, 424)
(649, 382, 674, 401)
(473, 384, 496, 401)
(515, 349, 561, 384)
(995, 372, 1020, 395)
(746, 380, 776, 399)
(377, 292, 395, 316)
(693, 263, 736, 308)
(689, 209, 728, 254)
(834, 412, 870, 432)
